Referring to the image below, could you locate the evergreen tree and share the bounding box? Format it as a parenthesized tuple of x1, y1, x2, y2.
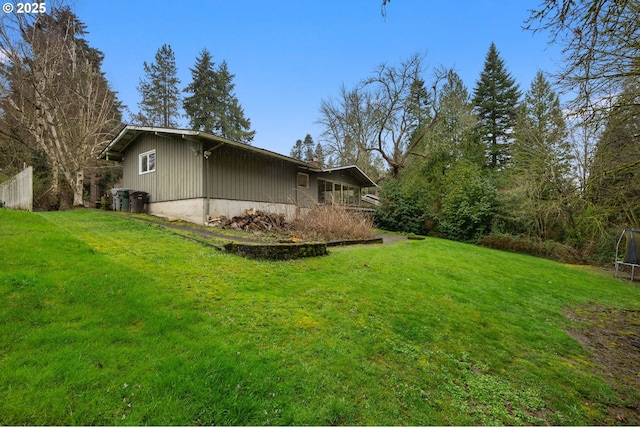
(314, 142, 325, 167)
(507, 71, 572, 240)
(290, 139, 303, 160)
(289, 136, 325, 165)
(472, 43, 520, 169)
(405, 77, 432, 144)
(213, 60, 255, 143)
(401, 71, 476, 219)
(438, 159, 500, 242)
(302, 134, 315, 161)
(183, 48, 218, 133)
(426, 70, 480, 167)
(588, 77, 640, 228)
(380, 71, 484, 237)
(137, 44, 181, 127)
(183, 52, 254, 143)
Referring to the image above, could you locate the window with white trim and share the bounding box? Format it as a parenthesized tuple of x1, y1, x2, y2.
(139, 150, 156, 175)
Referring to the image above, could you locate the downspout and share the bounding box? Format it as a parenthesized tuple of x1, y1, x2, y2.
(203, 147, 209, 225)
(202, 142, 224, 225)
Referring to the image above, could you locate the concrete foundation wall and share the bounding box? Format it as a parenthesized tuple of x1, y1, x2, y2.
(147, 198, 206, 224)
(147, 197, 306, 225)
(208, 199, 302, 223)
(0, 167, 33, 211)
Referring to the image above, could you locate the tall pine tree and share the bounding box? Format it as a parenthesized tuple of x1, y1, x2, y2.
(137, 44, 181, 128)
(472, 43, 520, 169)
(429, 70, 479, 166)
(289, 135, 324, 164)
(183, 53, 255, 144)
(183, 48, 218, 133)
(290, 139, 303, 160)
(508, 71, 572, 239)
(314, 142, 325, 166)
(302, 134, 315, 161)
(215, 61, 254, 143)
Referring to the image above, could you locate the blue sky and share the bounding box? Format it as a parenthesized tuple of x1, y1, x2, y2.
(74, 0, 561, 156)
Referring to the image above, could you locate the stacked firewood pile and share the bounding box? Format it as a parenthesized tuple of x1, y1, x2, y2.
(208, 209, 289, 233)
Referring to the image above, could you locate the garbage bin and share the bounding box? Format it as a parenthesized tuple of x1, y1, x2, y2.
(110, 188, 131, 211)
(110, 188, 119, 211)
(129, 191, 148, 214)
(116, 189, 130, 212)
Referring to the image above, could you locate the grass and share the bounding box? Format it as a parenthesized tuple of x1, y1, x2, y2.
(1, 209, 639, 425)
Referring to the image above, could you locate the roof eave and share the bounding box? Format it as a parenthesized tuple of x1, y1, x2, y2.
(98, 125, 203, 160)
(196, 132, 318, 170)
(321, 165, 378, 188)
(98, 125, 321, 171)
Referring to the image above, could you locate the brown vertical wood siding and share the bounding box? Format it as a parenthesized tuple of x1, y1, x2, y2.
(122, 134, 308, 206)
(122, 134, 203, 202)
(206, 145, 302, 204)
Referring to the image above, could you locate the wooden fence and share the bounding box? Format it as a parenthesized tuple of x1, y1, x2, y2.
(0, 166, 33, 211)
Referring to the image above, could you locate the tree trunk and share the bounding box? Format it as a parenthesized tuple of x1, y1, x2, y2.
(51, 161, 60, 200)
(89, 172, 99, 207)
(73, 171, 84, 206)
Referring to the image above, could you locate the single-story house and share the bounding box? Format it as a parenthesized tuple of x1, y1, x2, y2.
(98, 125, 377, 225)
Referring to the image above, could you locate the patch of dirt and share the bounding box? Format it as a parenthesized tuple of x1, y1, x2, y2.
(377, 233, 409, 245)
(158, 220, 260, 243)
(564, 304, 640, 424)
(130, 214, 265, 244)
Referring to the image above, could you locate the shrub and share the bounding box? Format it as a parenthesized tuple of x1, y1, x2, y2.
(438, 160, 500, 242)
(479, 233, 584, 264)
(292, 203, 376, 242)
(374, 179, 431, 235)
(565, 205, 621, 264)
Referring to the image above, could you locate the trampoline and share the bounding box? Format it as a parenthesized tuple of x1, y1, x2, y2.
(615, 228, 640, 281)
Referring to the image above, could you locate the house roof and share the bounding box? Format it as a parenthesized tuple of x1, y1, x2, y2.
(99, 125, 314, 167)
(319, 165, 378, 188)
(99, 125, 377, 188)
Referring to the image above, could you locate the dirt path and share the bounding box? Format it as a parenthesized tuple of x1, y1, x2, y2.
(377, 233, 409, 245)
(565, 305, 640, 424)
(131, 215, 258, 244)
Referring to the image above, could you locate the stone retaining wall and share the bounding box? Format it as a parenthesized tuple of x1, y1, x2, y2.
(224, 241, 328, 260)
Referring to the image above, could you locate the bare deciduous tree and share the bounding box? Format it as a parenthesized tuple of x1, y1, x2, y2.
(527, 0, 640, 119)
(318, 84, 382, 177)
(0, 3, 121, 205)
(319, 53, 447, 179)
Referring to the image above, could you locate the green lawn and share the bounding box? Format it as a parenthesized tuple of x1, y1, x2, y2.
(1, 209, 639, 425)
